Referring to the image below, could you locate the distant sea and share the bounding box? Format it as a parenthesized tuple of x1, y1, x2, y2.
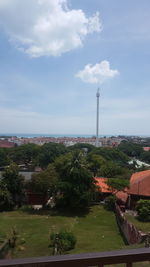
(0, 133, 113, 138)
(0, 133, 149, 138)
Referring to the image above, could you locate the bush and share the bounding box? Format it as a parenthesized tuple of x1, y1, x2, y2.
(8, 227, 19, 248)
(49, 230, 76, 255)
(136, 200, 150, 221)
(104, 195, 116, 211)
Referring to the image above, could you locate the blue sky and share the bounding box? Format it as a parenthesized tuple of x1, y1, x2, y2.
(0, 0, 150, 136)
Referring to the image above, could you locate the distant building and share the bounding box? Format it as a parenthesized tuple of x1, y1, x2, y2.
(95, 177, 128, 206)
(0, 140, 15, 148)
(128, 170, 150, 208)
(143, 147, 150, 152)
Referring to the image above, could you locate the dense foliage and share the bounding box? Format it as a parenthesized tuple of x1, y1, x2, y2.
(91, 147, 129, 165)
(0, 148, 10, 166)
(136, 200, 150, 221)
(27, 164, 59, 195)
(0, 180, 13, 211)
(118, 141, 143, 158)
(106, 178, 129, 193)
(104, 195, 116, 211)
(49, 231, 76, 255)
(140, 151, 150, 164)
(37, 143, 67, 168)
(0, 141, 137, 211)
(87, 147, 131, 179)
(0, 142, 67, 169)
(54, 150, 96, 208)
(0, 163, 25, 210)
(9, 144, 39, 166)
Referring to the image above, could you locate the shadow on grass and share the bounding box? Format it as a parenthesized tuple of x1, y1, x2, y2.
(19, 205, 91, 218)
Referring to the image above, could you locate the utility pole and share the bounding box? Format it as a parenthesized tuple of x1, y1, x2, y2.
(96, 88, 100, 147)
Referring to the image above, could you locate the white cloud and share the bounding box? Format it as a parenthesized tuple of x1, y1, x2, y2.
(0, 0, 101, 57)
(76, 60, 119, 84)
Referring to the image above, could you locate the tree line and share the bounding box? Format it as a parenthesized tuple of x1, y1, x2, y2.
(0, 141, 148, 212)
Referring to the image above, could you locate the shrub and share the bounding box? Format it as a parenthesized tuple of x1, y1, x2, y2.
(49, 230, 76, 255)
(8, 227, 19, 248)
(104, 195, 116, 211)
(136, 200, 150, 221)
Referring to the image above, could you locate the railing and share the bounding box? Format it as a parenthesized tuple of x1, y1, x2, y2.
(0, 248, 150, 267)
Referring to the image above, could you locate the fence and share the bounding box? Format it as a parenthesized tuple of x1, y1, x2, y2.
(0, 247, 150, 266)
(0, 240, 9, 259)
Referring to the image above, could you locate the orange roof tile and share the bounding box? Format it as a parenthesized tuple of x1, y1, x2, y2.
(115, 191, 128, 203)
(143, 147, 150, 151)
(95, 177, 112, 193)
(129, 170, 150, 196)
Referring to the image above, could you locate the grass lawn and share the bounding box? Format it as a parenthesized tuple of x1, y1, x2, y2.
(0, 205, 126, 259)
(125, 214, 150, 233)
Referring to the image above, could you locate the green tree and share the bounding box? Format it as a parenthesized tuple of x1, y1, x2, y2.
(92, 147, 129, 166)
(106, 178, 129, 194)
(54, 150, 96, 208)
(140, 151, 150, 164)
(27, 164, 59, 197)
(0, 148, 10, 167)
(118, 141, 143, 158)
(87, 153, 106, 176)
(2, 163, 25, 207)
(98, 161, 123, 178)
(9, 143, 40, 166)
(0, 180, 13, 211)
(38, 143, 67, 169)
(136, 200, 150, 221)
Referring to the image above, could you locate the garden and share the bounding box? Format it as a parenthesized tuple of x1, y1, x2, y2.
(0, 205, 124, 258)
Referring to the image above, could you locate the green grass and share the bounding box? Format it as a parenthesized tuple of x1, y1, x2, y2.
(0, 205, 125, 258)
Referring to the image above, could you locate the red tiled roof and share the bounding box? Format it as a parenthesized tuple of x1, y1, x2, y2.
(95, 177, 128, 203)
(0, 140, 15, 148)
(95, 177, 112, 193)
(143, 147, 150, 151)
(129, 170, 150, 196)
(115, 190, 128, 203)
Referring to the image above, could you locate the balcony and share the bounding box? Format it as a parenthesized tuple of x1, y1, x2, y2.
(0, 248, 150, 267)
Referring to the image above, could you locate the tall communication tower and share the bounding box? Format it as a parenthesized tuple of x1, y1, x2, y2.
(96, 88, 100, 147)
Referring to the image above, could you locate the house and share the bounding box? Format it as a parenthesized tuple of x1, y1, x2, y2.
(95, 177, 128, 207)
(128, 169, 150, 209)
(143, 147, 150, 152)
(0, 140, 15, 148)
(95, 177, 112, 201)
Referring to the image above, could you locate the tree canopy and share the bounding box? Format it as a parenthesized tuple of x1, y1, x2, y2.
(1, 163, 25, 209)
(9, 143, 40, 166)
(106, 178, 129, 193)
(118, 141, 143, 158)
(54, 150, 96, 208)
(27, 164, 59, 196)
(37, 143, 67, 168)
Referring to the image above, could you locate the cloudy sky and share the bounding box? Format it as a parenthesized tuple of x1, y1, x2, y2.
(0, 0, 150, 136)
